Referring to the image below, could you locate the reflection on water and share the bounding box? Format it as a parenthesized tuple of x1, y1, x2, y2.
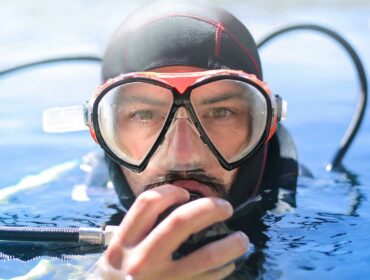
(0, 1, 370, 279)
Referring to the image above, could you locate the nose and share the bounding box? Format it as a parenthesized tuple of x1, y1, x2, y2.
(166, 107, 200, 162)
(151, 107, 210, 171)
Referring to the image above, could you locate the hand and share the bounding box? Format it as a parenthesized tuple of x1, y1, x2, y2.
(93, 185, 249, 280)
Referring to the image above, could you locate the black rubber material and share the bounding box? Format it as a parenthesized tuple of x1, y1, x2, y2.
(0, 226, 80, 242)
(0, 55, 102, 77)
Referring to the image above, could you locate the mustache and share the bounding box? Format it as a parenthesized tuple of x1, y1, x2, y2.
(142, 169, 229, 199)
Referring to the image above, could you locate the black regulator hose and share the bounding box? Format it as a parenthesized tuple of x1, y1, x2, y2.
(257, 23, 368, 171)
(0, 226, 82, 243)
(0, 54, 102, 76)
(0, 225, 117, 246)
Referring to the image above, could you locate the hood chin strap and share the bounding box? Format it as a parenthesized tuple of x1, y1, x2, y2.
(105, 153, 134, 213)
(261, 124, 299, 191)
(227, 124, 299, 222)
(228, 144, 268, 208)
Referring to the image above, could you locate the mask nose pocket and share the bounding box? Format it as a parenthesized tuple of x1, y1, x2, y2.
(152, 107, 215, 171)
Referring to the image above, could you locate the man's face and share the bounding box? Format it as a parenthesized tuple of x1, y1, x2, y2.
(120, 66, 239, 199)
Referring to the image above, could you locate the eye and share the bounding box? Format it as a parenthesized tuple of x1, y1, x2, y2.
(209, 107, 232, 119)
(130, 110, 154, 121)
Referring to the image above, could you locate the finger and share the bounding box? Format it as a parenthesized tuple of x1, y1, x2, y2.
(137, 197, 233, 259)
(114, 185, 190, 246)
(105, 185, 189, 269)
(176, 231, 249, 276)
(193, 263, 236, 280)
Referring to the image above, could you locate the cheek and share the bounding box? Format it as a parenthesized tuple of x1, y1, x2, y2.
(122, 166, 164, 197)
(117, 127, 157, 160)
(216, 168, 238, 193)
(210, 126, 248, 160)
(122, 168, 144, 197)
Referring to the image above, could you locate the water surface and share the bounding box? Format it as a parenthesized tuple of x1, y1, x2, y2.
(0, 1, 369, 279)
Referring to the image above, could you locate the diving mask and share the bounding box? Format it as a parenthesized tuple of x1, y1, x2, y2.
(43, 69, 287, 172)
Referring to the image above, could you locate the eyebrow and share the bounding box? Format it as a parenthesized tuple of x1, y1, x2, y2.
(199, 91, 247, 105)
(116, 95, 168, 106)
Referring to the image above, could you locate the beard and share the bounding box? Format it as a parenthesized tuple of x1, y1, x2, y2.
(142, 169, 230, 200)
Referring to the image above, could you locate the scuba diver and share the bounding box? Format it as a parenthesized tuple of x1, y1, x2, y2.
(87, 0, 299, 278)
(0, 0, 368, 278)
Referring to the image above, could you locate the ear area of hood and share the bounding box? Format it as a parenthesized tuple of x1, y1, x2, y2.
(261, 124, 299, 192)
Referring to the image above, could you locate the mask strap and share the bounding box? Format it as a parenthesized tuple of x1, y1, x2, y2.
(43, 106, 87, 133)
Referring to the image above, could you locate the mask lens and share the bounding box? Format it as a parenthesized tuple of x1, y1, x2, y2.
(191, 79, 267, 163)
(97, 82, 173, 165)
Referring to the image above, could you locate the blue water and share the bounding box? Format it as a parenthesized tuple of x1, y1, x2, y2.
(0, 1, 369, 279)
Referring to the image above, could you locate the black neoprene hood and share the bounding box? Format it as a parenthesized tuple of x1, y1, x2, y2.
(103, 0, 262, 80)
(102, 0, 270, 210)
